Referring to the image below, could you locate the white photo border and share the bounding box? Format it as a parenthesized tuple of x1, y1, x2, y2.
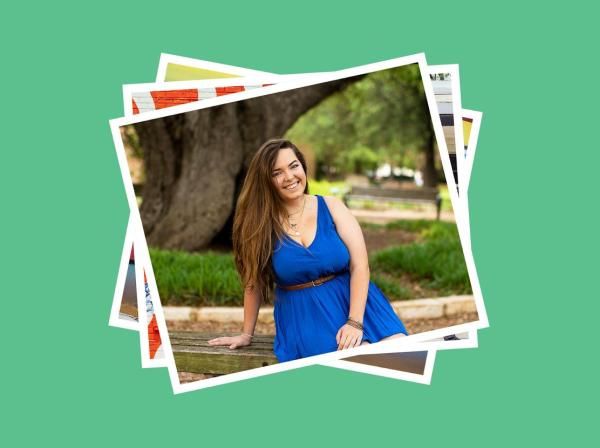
(108, 214, 138, 331)
(108, 53, 488, 392)
(120, 75, 479, 370)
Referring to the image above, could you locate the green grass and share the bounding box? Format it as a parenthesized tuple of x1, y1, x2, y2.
(370, 220, 471, 296)
(370, 273, 413, 300)
(149, 249, 242, 306)
(308, 178, 349, 197)
(364, 219, 443, 233)
(150, 219, 470, 306)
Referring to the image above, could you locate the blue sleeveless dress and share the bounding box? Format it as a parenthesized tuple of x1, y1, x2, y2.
(272, 195, 407, 362)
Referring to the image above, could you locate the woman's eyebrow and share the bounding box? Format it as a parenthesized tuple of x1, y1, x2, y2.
(272, 159, 298, 173)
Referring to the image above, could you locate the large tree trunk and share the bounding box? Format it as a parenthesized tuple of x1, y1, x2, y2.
(134, 80, 356, 251)
(421, 128, 438, 188)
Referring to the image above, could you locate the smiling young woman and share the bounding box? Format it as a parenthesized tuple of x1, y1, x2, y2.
(208, 139, 407, 361)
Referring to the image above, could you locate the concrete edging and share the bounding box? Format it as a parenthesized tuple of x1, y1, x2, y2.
(163, 295, 475, 323)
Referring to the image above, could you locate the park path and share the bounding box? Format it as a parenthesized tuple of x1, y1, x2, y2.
(351, 207, 455, 224)
(166, 311, 477, 337)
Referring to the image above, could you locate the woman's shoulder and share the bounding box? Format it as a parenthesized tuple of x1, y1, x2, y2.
(320, 195, 345, 210)
(320, 195, 349, 221)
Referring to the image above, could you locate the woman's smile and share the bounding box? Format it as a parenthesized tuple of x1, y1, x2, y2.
(284, 180, 301, 191)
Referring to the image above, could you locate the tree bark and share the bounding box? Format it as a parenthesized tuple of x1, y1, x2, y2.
(134, 79, 358, 250)
(421, 128, 438, 188)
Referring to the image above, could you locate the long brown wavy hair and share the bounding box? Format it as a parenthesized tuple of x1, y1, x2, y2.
(233, 139, 309, 302)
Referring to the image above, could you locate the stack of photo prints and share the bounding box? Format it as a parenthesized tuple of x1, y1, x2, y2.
(108, 52, 488, 393)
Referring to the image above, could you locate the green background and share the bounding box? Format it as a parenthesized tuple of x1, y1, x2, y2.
(2, 1, 597, 445)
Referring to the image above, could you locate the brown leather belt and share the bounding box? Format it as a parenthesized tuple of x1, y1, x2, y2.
(278, 274, 336, 291)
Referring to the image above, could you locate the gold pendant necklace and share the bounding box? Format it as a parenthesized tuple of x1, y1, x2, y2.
(289, 222, 300, 236)
(287, 195, 306, 237)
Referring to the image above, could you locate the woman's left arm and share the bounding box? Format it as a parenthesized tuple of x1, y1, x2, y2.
(324, 196, 370, 350)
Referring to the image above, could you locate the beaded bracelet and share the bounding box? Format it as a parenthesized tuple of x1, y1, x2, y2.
(240, 333, 254, 339)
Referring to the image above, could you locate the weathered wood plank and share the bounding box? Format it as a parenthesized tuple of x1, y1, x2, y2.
(170, 331, 273, 342)
(172, 339, 274, 351)
(172, 338, 274, 348)
(173, 345, 274, 357)
(170, 333, 274, 348)
(170, 331, 278, 375)
(174, 350, 278, 375)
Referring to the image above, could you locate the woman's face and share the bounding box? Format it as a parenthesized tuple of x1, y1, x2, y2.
(271, 148, 306, 202)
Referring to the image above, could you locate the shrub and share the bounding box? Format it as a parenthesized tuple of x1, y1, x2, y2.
(370, 221, 471, 295)
(308, 178, 349, 197)
(149, 249, 243, 306)
(370, 273, 413, 301)
(149, 219, 470, 307)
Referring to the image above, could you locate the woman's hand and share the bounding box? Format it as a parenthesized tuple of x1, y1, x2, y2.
(336, 324, 363, 350)
(208, 334, 252, 349)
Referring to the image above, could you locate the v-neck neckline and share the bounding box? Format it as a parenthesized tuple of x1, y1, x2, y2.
(285, 195, 319, 250)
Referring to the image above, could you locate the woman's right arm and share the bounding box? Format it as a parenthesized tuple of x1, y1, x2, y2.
(207, 285, 262, 349)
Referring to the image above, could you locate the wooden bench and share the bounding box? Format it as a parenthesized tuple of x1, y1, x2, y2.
(171, 332, 277, 375)
(344, 186, 442, 220)
(171, 331, 429, 376)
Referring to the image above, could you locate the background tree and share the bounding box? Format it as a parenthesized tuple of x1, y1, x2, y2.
(132, 65, 440, 251)
(287, 63, 439, 185)
(133, 77, 359, 250)
(338, 144, 380, 174)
